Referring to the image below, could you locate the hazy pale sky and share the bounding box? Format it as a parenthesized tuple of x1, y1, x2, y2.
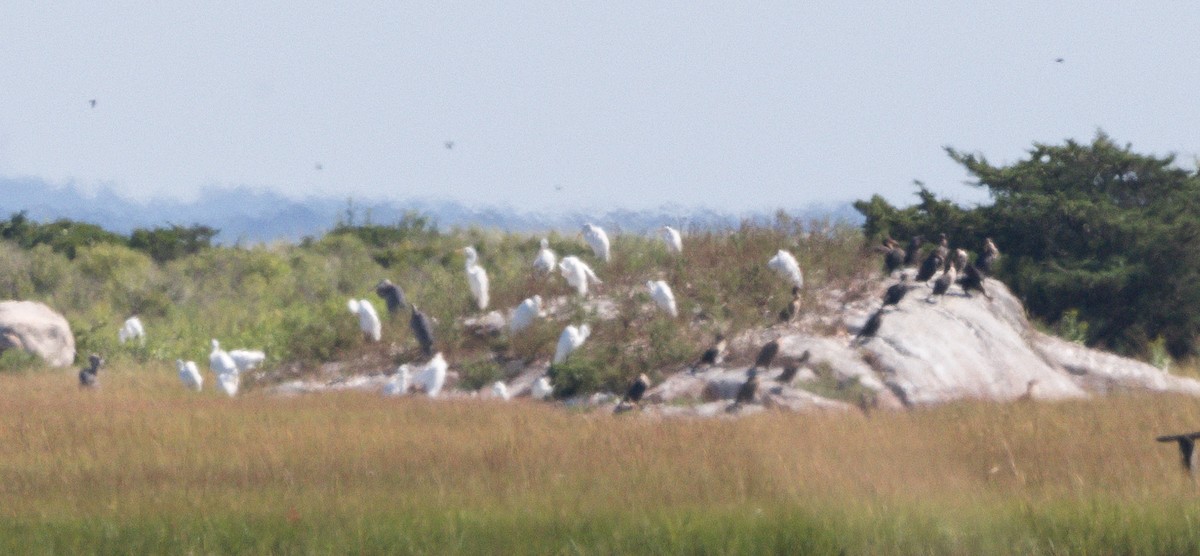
(2, 2, 1199, 213)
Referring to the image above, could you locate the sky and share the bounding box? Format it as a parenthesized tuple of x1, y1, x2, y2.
(2, 2, 1199, 214)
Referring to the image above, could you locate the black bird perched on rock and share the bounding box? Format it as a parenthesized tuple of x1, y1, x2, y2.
(934, 233, 949, 261)
(410, 305, 435, 356)
(692, 333, 726, 373)
(978, 237, 1000, 275)
(1157, 432, 1200, 473)
(78, 353, 103, 388)
(623, 373, 651, 406)
(735, 368, 759, 405)
(903, 236, 924, 267)
(779, 286, 802, 323)
(957, 264, 991, 299)
(854, 310, 884, 344)
(374, 279, 408, 315)
(882, 275, 911, 308)
(927, 264, 958, 302)
(881, 237, 905, 274)
(952, 248, 969, 272)
(776, 349, 812, 384)
(753, 339, 780, 371)
(915, 251, 944, 283)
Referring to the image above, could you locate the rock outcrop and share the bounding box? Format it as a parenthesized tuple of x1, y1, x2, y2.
(0, 301, 75, 367)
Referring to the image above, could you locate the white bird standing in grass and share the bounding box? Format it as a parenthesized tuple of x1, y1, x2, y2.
(463, 246, 490, 310)
(492, 381, 511, 401)
(382, 365, 412, 396)
(647, 280, 678, 317)
(348, 298, 382, 342)
(768, 249, 804, 288)
(533, 238, 557, 274)
(176, 359, 203, 391)
(229, 349, 266, 372)
(509, 295, 543, 334)
(582, 223, 611, 262)
(118, 316, 145, 344)
(531, 376, 553, 400)
(554, 324, 591, 364)
(559, 256, 602, 297)
(216, 371, 240, 397)
(208, 340, 239, 396)
(660, 225, 683, 255)
(414, 353, 448, 397)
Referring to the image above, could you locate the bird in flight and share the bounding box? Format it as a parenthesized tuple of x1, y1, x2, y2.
(1055, 58, 1064, 63)
(444, 140, 455, 150)
(89, 99, 96, 108)
(315, 163, 323, 171)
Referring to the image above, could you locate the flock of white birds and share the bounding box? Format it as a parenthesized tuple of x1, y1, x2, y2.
(111, 224, 805, 402)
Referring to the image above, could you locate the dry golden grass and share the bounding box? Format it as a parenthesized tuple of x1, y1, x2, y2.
(5, 364, 1200, 553)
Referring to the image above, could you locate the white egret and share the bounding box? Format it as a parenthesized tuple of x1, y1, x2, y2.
(509, 295, 543, 334)
(582, 223, 611, 262)
(533, 238, 557, 274)
(463, 246, 490, 310)
(414, 353, 448, 397)
(767, 249, 804, 288)
(176, 359, 203, 391)
(558, 256, 602, 297)
(660, 225, 683, 254)
(492, 381, 511, 401)
(382, 365, 412, 396)
(229, 349, 266, 372)
(554, 324, 591, 364)
(216, 371, 240, 397)
(209, 339, 238, 377)
(348, 298, 382, 342)
(646, 280, 678, 317)
(531, 376, 553, 400)
(118, 316, 145, 344)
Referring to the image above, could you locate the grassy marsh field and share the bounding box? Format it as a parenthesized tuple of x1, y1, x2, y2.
(4, 365, 1200, 554)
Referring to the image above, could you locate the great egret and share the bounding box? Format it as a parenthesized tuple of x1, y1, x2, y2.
(554, 324, 591, 364)
(216, 371, 240, 397)
(531, 376, 553, 400)
(414, 353, 448, 397)
(767, 250, 803, 288)
(348, 298, 382, 342)
(382, 366, 412, 396)
(463, 246, 490, 310)
(209, 339, 238, 377)
(533, 238, 557, 274)
(118, 316, 145, 344)
(176, 359, 203, 391)
(582, 223, 611, 262)
(558, 256, 602, 297)
(492, 381, 511, 401)
(660, 225, 682, 254)
(229, 349, 266, 371)
(646, 280, 677, 317)
(78, 353, 103, 388)
(509, 295, 543, 334)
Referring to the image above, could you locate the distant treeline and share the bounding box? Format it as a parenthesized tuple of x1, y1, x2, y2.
(856, 132, 1200, 359)
(0, 212, 218, 264)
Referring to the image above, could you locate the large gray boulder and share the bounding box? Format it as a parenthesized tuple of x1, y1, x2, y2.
(0, 301, 75, 367)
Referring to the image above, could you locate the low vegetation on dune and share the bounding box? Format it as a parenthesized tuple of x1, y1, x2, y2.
(3, 368, 1200, 553)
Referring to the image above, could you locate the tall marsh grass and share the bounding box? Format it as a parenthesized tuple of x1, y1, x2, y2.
(3, 366, 1199, 553)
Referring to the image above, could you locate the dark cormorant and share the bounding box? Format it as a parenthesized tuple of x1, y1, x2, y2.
(934, 233, 949, 261)
(1157, 432, 1200, 473)
(735, 368, 759, 404)
(952, 248, 969, 272)
(692, 334, 727, 373)
(903, 236, 924, 267)
(78, 353, 103, 388)
(775, 350, 812, 384)
(915, 252, 944, 283)
(927, 265, 958, 302)
(375, 279, 408, 315)
(779, 286, 802, 323)
(883, 275, 911, 308)
(410, 305, 435, 356)
(623, 373, 651, 405)
(978, 238, 1000, 275)
(854, 310, 884, 343)
(958, 264, 991, 299)
(880, 237, 905, 274)
(753, 340, 780, 370)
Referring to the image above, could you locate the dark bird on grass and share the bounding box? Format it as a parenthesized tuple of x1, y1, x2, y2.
(779, 286, 802, 323)
(854, 310, 885, 344)
(1157, 432, 1200, 473)
(734, 368, 759, 405)
(957, 264, 991, 299)
(775, 349, 812, 384)
(978, 237, 1000, 275)
(623, 373, 651, 405)
(692, 333, 727, 373)
(903, 236, 924, 267)
(374, 279, 408, 315)
(78, 353, 103, 388)
(882, 275, 911, 308)
(410, 305, 435, 356)
(753, 339, 780, 371)
(915, 251, 944, 283)
(927, 264, 958, 302)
